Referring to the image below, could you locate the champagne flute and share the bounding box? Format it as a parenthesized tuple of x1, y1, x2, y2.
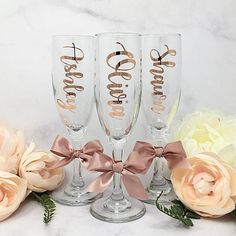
(141, 34, 181, 204)
(52, 35, 102, 206)
(90, 33, 145, 222)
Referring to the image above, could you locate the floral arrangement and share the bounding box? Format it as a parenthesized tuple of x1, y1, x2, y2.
(0, 123, 64, 223)
(156, 111, 236, 226)
(1, 111, 236, 227)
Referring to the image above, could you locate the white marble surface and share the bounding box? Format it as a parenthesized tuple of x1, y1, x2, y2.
(1, 197, 236, 236)
(0, 0, 236, 235)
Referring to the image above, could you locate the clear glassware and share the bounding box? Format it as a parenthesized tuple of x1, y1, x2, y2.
(51, 35, 102, 206)
(141, 34, 182, 204)
(90, 33, 145, 222)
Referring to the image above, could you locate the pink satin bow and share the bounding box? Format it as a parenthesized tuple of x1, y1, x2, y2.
(85, 151, 151, 200)
(132, 141, 187, 169)
(48, 135, 104, 169)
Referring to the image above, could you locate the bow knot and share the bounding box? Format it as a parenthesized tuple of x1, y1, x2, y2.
(132, 141, 186, 170)
(112, 162, 124, 173)
(85, 151, 151, 200)
(72, 150, 81, 159)
(155, 147, 164, 157)
(48, 135, 103, 169)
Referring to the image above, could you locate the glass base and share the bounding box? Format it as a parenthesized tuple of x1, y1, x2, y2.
(90, 196, 146, 223)
(51, 185, 102, 206)
(143, 178, 172, 205)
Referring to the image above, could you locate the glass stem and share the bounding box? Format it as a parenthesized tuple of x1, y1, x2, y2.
(68, 129, 85, 189)
(153, 158, 165, 183)
(110, 139, 126, 201)
(151, 127, 167, 182)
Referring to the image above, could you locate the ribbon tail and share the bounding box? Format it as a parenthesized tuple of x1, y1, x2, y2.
(164, 155, 187, 170)
(47, 157, 73, 169)
(122, 174, 149, 200)
(85, 172, 114, 193)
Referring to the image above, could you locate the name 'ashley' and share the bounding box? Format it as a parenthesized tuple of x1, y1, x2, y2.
(57, 43, 84, 112)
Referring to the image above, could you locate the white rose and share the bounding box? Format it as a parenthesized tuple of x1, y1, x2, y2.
(218, 142, 236, 169)
(174, 111, 236, 156)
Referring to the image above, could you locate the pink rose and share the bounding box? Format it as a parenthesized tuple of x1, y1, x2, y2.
(19, 143, 64, 192)
(171, 152, 236, 217)
(0, 171, 27, 222)
(0, 124, 25, 174)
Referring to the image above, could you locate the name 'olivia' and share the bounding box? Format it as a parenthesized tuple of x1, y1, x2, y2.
(106, 42, 136, 119)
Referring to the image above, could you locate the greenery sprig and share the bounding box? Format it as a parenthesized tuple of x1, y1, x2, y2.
(32, 192, 56, 224)
(156, 191, 200, 227)
(229, 208, 236, 218)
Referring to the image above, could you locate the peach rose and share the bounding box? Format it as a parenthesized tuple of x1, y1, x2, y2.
(0, 171, 27, 222)
(19, 143, 64, 192)
(0, 124, 25, 174)
(171, 152, 236, 218)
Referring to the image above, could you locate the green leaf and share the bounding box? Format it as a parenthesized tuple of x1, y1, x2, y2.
(185, 211, 201, 219)
(32, 192, 56, 224)
(156, 192, 199, 227)
(171, 199, 183, 206)
(229, 208, 236, 219)
(181, 218, 194, 227)
(170, 205, 183, 217)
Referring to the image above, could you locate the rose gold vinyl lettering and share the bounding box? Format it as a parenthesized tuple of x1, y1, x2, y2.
(107, 42, 136, 119)
(150, 45, 176, 113)
(57, 43, 84, 112)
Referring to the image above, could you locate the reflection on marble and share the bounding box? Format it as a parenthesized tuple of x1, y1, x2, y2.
(0, 0, 236, 235)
